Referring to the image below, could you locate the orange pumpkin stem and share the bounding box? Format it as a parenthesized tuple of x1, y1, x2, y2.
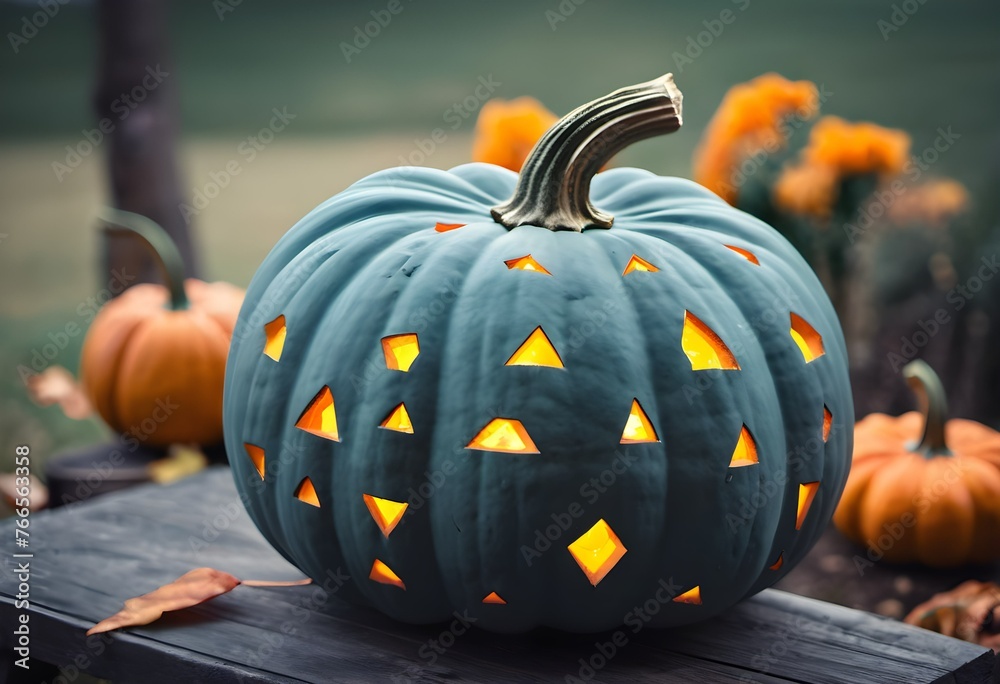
(100, 209, 190, 310)
(491, 73, 682, 233)
(903, 360, 951, 457)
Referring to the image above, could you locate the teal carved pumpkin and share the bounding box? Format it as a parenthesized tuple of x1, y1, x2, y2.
(224, 74, 852, 633)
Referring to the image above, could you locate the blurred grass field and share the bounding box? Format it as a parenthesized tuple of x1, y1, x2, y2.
(1, 0, 998, 470)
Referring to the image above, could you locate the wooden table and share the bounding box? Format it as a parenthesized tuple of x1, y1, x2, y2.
(1, 468, 995, 683)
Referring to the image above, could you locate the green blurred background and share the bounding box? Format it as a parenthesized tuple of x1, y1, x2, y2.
(2, 0, 999, 469)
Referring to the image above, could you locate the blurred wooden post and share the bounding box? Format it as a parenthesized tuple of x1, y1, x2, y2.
(94, 0, 199, 287)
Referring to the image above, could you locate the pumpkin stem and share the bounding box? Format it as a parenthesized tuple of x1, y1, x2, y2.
(903, 359, 951, 457)
(100, 209, 189, 310)
(491, 74, 682, 232)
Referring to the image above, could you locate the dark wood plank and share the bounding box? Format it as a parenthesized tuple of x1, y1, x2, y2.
(0, 468, 992, 683)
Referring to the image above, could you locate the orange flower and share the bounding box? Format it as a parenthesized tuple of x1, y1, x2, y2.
(772, 163, 838, 219)
(887, 179, 969, 227)
(472, 97, 558, 172)
(801, 116, 910, 176)
(693, 73, 819, 203)
(774, 116, 911, 218)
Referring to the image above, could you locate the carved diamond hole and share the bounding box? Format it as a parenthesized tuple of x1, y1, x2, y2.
(822, 405, 833, 443)
(435, 222, 465, 233)
(380, 403, 413, 434)
(790, 313, 825, 363)
(244, 443, 266, 480)
(682, 311, 740, 371)
(505, 254, 551, 275)
(725, 245, 760, 265)
(620, 399, 659, 444)
(294, 476, 320, 507)
(263, 314, 286, 361)
(796, 481, 819, 530)
(363, 494, 408, 538)
(369, 559, 405, 589)
(382, 333, 420, 372)
(295, 386, 340, 441)
(622, 254, 659, 276)
(729, 425, 758, 468)
(770, 553, 785, 571)
(505, 327, 563, 368)
(673, 585, 702, 605)
(482, 591, 507, 605)
(467, 418, 539, 454)
(568, 519, 627, 586)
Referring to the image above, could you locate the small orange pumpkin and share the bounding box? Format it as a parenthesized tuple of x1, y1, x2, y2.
(471, 96, 558, 172)
(80, 210, 244, 446)
(833, 360, 1000, 566)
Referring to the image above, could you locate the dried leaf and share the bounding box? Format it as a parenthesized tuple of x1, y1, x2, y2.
(147, 445, 208, 484)
(26, 366, 93, 419)
(905, 580, 1000, 652)
(88, 568, 312, 635)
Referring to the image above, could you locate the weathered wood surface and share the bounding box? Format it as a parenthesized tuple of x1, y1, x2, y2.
(1, 468, 994, 683)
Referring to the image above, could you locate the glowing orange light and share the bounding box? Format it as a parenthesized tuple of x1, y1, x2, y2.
(620, 399, 659, 444)
(244, 443, 266, 480)
(567, 519, 627, 586)
(435, 222, 465, 232)
(380, 403, 413, 434)
(382, 333, 420, 372)
(482, 591, 507, 605)
(363, 494, 408, 537)
(263, 314, 286, 361)
(466, 418, 539, 454)
(725, 245, 760, 265)
(796, 481, 819, 530)
(505, 255, 551, 275)
(622, 254, 659, 275)
(673, 586, 702, 605)
(769, 553, 784, 571)
(790, 313, 825, 362)
(505, 327, 563, 368)
(369, 559, 405, 589)
(729, 425, 758, 468)
(682, 311, 740, 371)
(295, 386, 340, 441)
(822, 405, 833, 443)
(294, 476, 320, 507)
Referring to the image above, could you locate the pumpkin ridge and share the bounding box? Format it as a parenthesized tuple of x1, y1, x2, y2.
(86, 304, 159, 435)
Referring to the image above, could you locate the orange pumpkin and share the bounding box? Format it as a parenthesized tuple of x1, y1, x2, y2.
(833, 360, 1000, 566)
(471, 96, 558, 172)
(80, 210, 244, 446)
